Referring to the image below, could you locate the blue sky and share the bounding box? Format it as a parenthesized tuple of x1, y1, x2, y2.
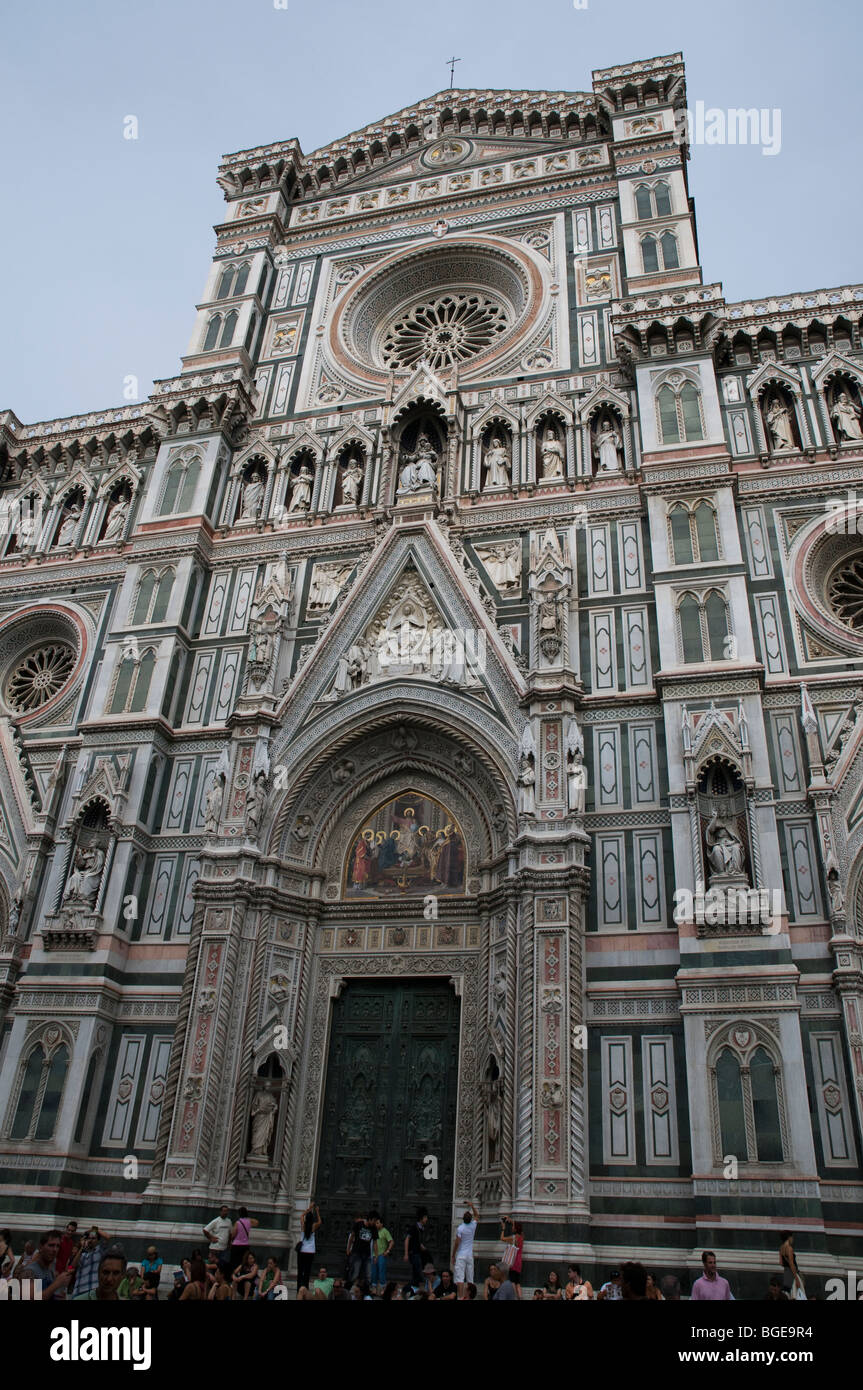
(1, 0, 858, 423)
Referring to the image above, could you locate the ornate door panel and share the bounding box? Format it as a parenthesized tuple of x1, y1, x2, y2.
(314, 979, 460, 1274)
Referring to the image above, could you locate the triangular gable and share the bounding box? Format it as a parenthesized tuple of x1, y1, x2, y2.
(811, 350, 863, 390)
(278, 519, 526, 739)
(688, 701, 744, 772)
(231, 437, 281, 479)
(745, 360, 803, 398)
(577, 382, 632, 423)
(54, 466, 97, 502)
(97, 457, 143, 499)
(325, 135, 583, 195)
(390, 364, 453, 417)
(282, 428, 325, 462)
(328, 420, 377, 456)
(525, 391, 574, 431)
(471, 398, 521, 435)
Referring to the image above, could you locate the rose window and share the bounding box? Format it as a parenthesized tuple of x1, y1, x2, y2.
(380, 292, 511, 370)
(331, 239, 544, 383)
(5, 643, 76, 712)
(827, 555, 863, 630)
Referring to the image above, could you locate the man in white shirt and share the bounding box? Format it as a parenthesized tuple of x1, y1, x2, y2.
(202, 1205, 233, 1274)
(452, 1199, 480, 1296)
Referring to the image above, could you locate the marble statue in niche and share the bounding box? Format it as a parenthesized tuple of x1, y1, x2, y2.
(765, 395, 795, 452)
(705, 805, 747, 882)
(247, 1085, 278, 1160)
(239, 469, 265, 520)
(62, 845, 105, 908)
(288, 463, 313, 513)
(102, 493, 130, 541)
(398, 434, 438, 494)
(594, 416, 623, 473)
(832, 391, 863, 443)
(56, 500, 82, 547)
(483, 436, 511, 490)
(539, 427, 565, 480)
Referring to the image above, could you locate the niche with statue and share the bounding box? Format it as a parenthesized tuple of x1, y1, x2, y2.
(696, 761, 750, 890)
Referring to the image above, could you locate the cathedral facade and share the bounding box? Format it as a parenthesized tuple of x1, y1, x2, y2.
(0, 52, 861, 1294)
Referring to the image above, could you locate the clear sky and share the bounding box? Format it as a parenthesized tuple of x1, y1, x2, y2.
(1, 0, 858, 424)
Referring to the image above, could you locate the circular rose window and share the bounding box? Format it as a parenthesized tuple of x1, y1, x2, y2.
(329, 237, 546, 386)
(5, 643, 76, 712)
(0, 607, 85, 720)
(827, 554, 863, 631)
(381, 291, 510, 370)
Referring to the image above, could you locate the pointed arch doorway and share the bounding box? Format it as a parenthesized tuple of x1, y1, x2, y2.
(313, 977, 461, 1279)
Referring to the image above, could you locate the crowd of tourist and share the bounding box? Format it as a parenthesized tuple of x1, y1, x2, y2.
(0, 1206, 818, 1302)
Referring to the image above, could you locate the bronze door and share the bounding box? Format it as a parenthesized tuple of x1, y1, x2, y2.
(313, 978, 460, 1278)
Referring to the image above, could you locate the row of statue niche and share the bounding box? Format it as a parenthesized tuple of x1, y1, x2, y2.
(203, 768, 268, 841)
(764, 387, 863, 452)
(13, 489, 131, 552)
(517, 720, 585, 816)
(238, 456, 364, 522)
(480, 420, 622, 491)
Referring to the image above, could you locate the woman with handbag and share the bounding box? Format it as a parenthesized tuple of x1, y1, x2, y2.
(296, 1203, 321, 1292)
(228, 1206, 259, 1274)
(499, 1216, 524, 1299)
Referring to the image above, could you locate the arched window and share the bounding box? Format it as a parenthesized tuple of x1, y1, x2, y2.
(73, 1051, 102, 1145)
(10, 1045, 44, 1139)
(679, 594, 704, 663)
(680, 383, 704, 439)
(705, 591, 730, 661)
(657, 385, 680, 442)
(653, 181, 672, 216)
(110, 655, 136, 714)
(159, 461, 184, 515)
(177, 458, 201, 513)
(669, 505, 694, 564)
(218, 310, 238, 349)
(635, 184, 653, 219)
(10, 1040, 70, 1141)
(694, 501, 719, 561)
(716, 1048, 748, 1159)
(678, 589, 732, 664)
(660, 231, 679, 269)
(656, 379, 704, 444)
(216, 266, 234, 299)
(203, 315, 222, 352)
(109, 647, 156, 714)
(132, 571, 156, 625)
(243, 312, 259, 353)
(34, 1045, 69, 1140)
(215, 261, 250, 300)
(711, 1032, 786, 1167)
(132, 569, 174, 624)
(151, 570, 173, 623)
(129, 649, 155, 712)
(669, 501, 720, 565)
(751, 1046, 783, 1161)
(641, 235, 660, 274)
(635, 181, 672, 220)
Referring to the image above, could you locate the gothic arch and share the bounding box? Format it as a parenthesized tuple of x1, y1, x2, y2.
(267, 708, 516, 874)
(705, 1017, 789, 1166)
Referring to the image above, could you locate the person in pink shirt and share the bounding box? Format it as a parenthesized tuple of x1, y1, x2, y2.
(690, 1250, 732, 1300)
